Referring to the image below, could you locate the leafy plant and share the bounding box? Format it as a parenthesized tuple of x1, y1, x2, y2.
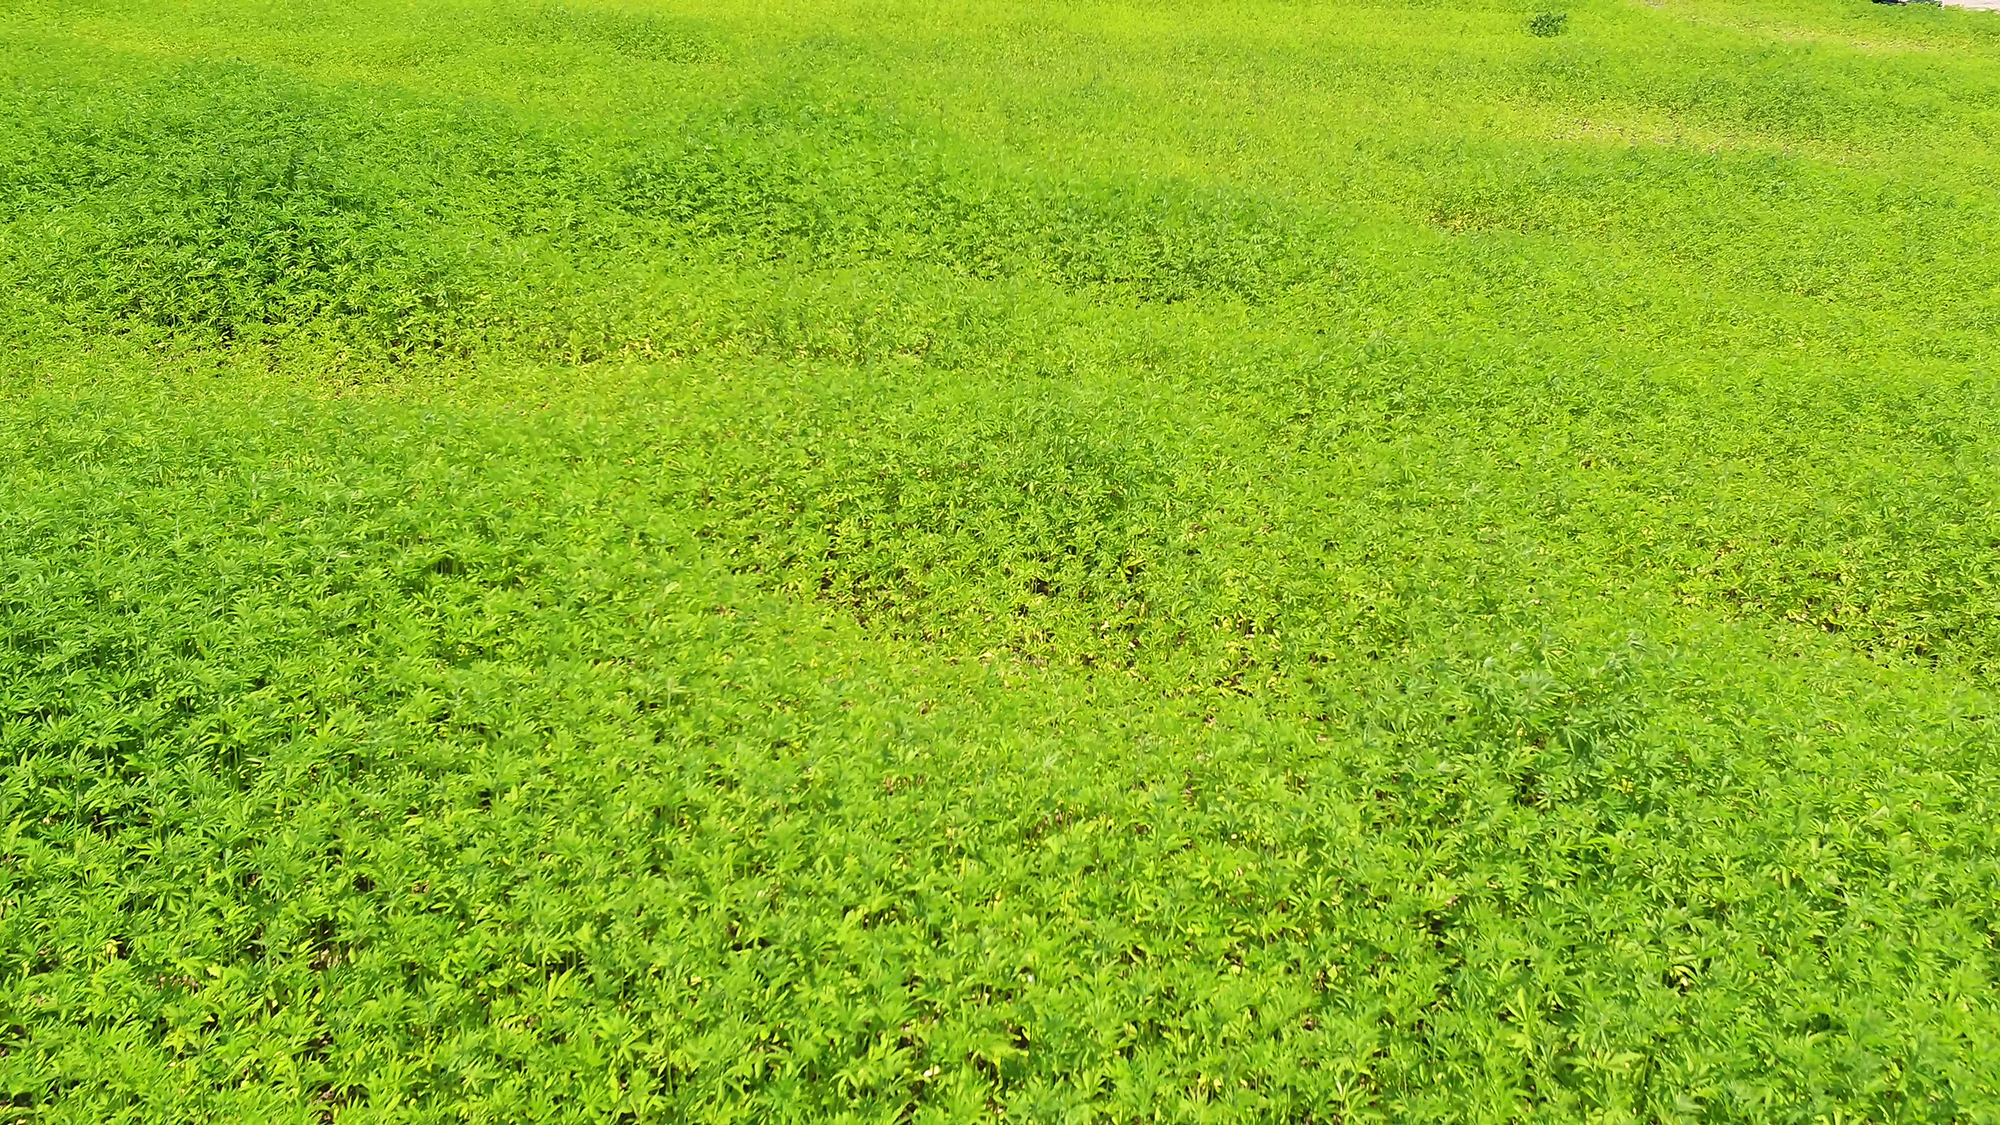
(4, 0, 2000, 1120)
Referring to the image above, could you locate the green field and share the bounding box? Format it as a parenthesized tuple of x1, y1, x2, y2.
(6, 0, 2000, 1119)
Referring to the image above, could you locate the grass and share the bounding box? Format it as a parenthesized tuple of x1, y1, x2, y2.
(4, 0, 2000, 1119)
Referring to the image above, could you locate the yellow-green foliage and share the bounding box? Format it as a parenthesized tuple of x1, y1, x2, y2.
(5, 0, 2000, 1120)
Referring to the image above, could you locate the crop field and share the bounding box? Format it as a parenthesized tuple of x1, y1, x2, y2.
(6, 0, 2000, 1119)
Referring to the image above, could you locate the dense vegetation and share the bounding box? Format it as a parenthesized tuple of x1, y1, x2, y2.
(5, 0, 2000, 1119)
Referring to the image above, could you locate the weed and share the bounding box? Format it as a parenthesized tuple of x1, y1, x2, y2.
(5, 0, 2000, 1119)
